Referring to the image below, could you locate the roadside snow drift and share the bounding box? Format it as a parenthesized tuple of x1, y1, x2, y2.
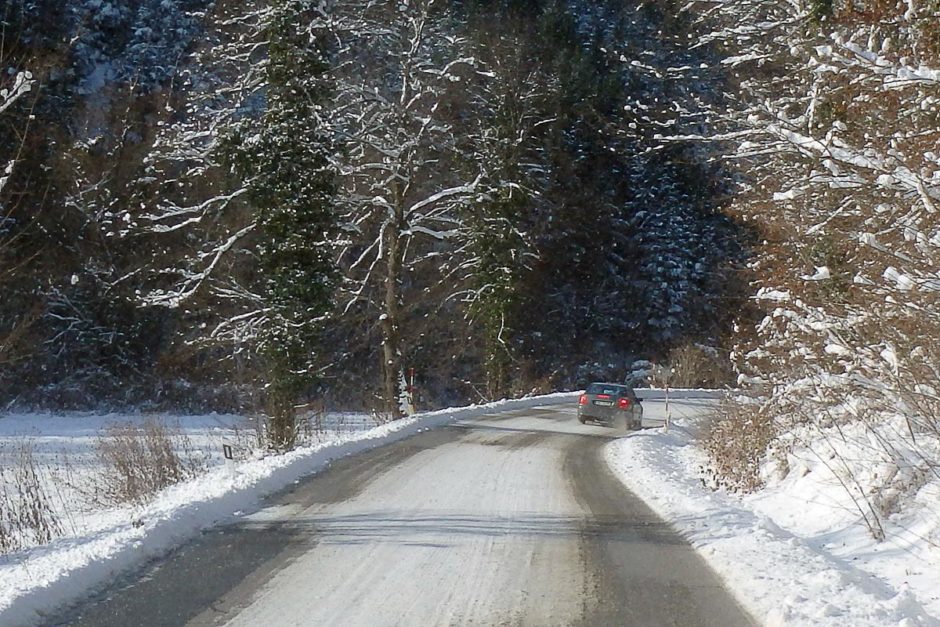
(606, 400, 940, 627)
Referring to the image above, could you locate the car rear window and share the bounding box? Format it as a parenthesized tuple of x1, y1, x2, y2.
(586, 383, 630, 396)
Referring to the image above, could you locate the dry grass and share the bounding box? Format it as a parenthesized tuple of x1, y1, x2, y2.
(0, 419, 213, 554)
(91, 419, 207, 506)
(0, 442, 63, 554)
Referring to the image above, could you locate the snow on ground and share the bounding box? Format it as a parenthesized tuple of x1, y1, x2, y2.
(0, 394, 575, 626)
(0, 411, 377, 547)
(606, 396, 940, 627)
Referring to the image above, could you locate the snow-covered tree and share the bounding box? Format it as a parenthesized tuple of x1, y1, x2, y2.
(0, 70, 32, 198)
(132, 0, 339, 443)
(0, 0, 763, 409)
(221, 0, 338, 447)
(0, 62, 35, 368)
(679, 0, 940, 530)
(684, 0, 940, 410)
(458, 29, 557, 399)
(132, 1, 271, 313)
(332, 0, 482, 416)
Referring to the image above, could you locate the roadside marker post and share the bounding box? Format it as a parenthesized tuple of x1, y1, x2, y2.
(402, 367, 417, 415)
(664, 371, 671, 433)
(222, 442, 236, 478)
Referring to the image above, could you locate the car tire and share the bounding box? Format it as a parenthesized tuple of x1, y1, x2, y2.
(578, 415, 587, 424)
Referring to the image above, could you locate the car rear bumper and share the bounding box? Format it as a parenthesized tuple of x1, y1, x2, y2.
(578, 406, 642, 426)
(578, 406, 626, 422)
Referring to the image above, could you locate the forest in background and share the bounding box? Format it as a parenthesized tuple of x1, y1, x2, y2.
(0, 0, 746, 431)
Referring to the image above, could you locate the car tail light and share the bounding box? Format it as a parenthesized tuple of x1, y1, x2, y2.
(597, 394, 611, 399)
(579, 394, 588, 405)
(618, 397, 631, 410)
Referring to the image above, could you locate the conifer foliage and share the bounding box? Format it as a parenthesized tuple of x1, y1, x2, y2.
(461, 26, 554, 399)
(223, 0, 339, 447)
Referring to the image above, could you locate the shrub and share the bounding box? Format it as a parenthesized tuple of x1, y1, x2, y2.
(702, 399, 777, 492)
(650, 343, 733, 389)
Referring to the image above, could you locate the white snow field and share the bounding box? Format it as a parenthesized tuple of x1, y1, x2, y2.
(607, 395, 940, 627)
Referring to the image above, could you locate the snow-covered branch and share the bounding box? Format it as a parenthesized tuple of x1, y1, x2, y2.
(0, 71, 34, 197)
(144, 222, 257, 309)
(0, 71, 33, 116)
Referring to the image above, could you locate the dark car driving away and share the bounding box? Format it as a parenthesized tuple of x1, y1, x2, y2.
(577, 382, 643, 429)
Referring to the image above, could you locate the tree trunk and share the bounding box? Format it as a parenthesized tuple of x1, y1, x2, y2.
(381, 198, 404, 418)
(485, 342, 509, 400)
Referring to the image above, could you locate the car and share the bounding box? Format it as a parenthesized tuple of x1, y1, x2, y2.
(577, 382, 643, 429)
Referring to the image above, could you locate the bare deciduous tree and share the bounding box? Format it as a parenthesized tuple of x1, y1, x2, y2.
(333, 0, 483, 416)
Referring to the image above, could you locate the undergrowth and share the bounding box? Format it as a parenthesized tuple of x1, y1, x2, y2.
(702, 399, 777, 493)
(91, 419, 208, 506)
(0, 442, 63, 554)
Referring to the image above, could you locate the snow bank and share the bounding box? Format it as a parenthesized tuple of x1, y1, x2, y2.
(606, 416, 940, 627)
(0, 393, 576, 626)
(634, 387, 728, 400)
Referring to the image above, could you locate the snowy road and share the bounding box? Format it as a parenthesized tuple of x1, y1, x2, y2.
(52, 401, 753, 626)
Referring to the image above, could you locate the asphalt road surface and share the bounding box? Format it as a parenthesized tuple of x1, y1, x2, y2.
(50, 399, 755, 627)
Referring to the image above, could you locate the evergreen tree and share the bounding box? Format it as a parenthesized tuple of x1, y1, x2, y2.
(224, 0, 338, 447)
(463, 26, 555, 399)
(465, 180, 531, 400)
